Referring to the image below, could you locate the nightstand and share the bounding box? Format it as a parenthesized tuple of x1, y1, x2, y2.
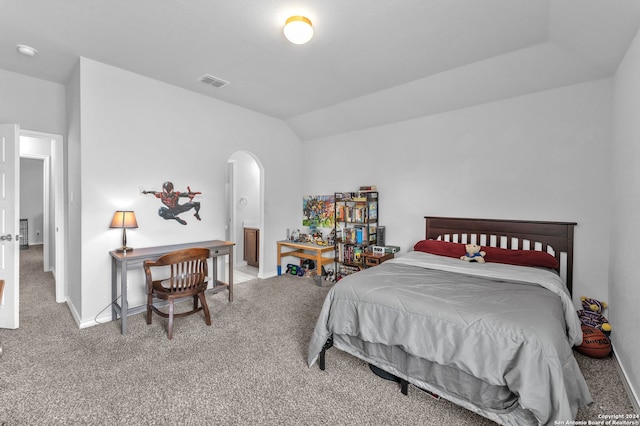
(363, 252, 394, 268)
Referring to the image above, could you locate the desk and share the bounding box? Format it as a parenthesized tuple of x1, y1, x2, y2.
(110, 240, 234, 335)
(276, 240, 334, 286)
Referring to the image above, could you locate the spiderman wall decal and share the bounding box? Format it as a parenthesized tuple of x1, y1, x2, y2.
(142, 181, 201, 225)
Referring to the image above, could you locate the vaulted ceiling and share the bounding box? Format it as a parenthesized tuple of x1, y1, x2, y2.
(2, 0, 639, 140)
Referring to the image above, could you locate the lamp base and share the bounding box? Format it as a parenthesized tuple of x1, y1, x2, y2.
(115, 246, 134, 253)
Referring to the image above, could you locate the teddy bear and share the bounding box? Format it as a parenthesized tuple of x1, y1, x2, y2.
(460, 244, 486, 263)
(577, 296, 612, 336)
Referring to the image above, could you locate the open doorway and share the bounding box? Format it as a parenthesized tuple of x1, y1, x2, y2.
(19, 130, 65, 303)
(226, 151, 263, 283)
(19, 157, 45, 251)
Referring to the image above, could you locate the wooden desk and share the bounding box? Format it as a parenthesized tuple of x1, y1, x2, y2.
(276, 240, 334, 286)
(110, 240, 234, 335)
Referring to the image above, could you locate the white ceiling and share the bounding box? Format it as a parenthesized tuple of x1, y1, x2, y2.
(2, 0, 640, 140)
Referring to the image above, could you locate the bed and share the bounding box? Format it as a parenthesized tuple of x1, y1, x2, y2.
(308, 216, 592, 426)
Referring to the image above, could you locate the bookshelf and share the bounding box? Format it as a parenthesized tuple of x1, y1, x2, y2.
(334, 191, 378, 279)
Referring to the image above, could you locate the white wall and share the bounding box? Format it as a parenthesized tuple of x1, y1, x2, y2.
(0, 69, 66, 134)
(71, 58, 302, 325)
(65, 62, 81, 315)
(303, 79, 613, 306)
(611, 26, 640, 406)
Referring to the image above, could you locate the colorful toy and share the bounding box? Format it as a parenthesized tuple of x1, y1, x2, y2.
(460, 244, 486, 263)
(575, 325, 611, 358)
(301, 259, 317, 277)
(323, 267, 337, 282)
(577, 296, 612, 336)
(285, 263, 305, 276)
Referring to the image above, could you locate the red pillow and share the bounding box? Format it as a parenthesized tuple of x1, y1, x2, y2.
(482, 246, 559, 270)
(413, 240, 466, 259)
(414, 240, 560, 270)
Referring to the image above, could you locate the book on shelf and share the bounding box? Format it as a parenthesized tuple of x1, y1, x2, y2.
(343, 228, 356, 244)
(339, 264, 361, 277)
(359, 185, 377, 192)
(337, 206, 367, 223)
(353, 246, 363, 263)
(368, 202, 378, 221)
(337, 243, 366, 266)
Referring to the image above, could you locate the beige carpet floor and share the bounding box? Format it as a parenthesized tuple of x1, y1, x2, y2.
(0, 246, 636, 425)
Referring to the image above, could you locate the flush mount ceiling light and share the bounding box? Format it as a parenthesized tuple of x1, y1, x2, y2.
(283, 16, 313, 44)
(16, 44, 38, 57)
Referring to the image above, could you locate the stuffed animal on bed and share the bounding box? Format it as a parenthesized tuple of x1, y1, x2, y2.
(577, 296, 612, 336)
(460, 244, 486, 263)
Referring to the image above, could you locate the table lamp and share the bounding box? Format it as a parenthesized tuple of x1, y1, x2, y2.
(110, 210, 138, 252)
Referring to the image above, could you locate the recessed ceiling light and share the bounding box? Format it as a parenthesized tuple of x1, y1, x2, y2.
(283, 16, 313, 45)
(16, 44, 38, 57)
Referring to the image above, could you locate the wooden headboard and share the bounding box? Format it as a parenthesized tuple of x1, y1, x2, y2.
(424, 216, 577, 294)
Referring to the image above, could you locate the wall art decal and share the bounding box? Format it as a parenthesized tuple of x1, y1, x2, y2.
(302, 195, 335, 229)
(142, 181, 202, 225)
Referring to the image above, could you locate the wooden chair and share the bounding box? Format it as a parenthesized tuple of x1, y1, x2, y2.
(144, 248, 211, 339)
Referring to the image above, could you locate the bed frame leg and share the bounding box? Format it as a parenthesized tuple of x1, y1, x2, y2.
(400, 379, 409, 395)
(319, 337, 333, 371)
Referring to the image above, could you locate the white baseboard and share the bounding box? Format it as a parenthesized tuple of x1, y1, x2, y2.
(79, 311, 113, 329)
(259, 271, 278, 280)
(612, 343, 640, 414)
(66, 299, 82, 328)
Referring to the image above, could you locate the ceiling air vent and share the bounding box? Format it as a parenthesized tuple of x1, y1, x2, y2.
(198, 74, 230, 88)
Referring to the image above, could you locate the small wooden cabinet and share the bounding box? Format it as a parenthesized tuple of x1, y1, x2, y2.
(362, 252, 394, 268)
(243, 227, 259, 267)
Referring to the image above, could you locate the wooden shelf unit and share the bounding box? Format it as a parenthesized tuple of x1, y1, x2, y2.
(334, 191, 378, 278)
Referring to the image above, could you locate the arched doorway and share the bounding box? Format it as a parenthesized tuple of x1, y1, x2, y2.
(226, 151, 263, 283)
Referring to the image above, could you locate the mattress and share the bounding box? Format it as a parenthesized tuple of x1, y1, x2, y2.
(308, 251, 592, 425)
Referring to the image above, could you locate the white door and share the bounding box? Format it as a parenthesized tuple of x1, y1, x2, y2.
(0, 124, 20, 329)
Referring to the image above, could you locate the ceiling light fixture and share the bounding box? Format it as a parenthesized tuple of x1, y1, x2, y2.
(283, 16, 313, 45)
(16, 44, 38, 57)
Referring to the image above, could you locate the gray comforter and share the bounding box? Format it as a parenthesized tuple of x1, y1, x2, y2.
(308, 251, 592, 426)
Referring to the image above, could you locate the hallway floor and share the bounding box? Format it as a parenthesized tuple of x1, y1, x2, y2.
(234, 264, 258, 283)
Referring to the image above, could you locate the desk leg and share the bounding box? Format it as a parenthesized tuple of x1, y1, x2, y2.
(277, 244, 282, 276)
(111, 258, 118, 321)
(121, 259, 128, 335)
(212, 255, 218, 293)
(315, 251, 323, 287)
(228, 250, 233, 302)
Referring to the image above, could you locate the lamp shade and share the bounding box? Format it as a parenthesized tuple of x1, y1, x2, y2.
(283, 16, 313, 44)
(110, 211, 138, 229)
(110, 211, 138, 252)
